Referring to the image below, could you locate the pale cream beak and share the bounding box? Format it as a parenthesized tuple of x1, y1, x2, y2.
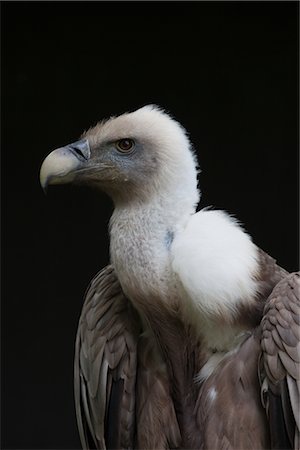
(40, 139, 90, 191)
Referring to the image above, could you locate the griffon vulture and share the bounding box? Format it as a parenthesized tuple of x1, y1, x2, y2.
(40, 105, 299, 450)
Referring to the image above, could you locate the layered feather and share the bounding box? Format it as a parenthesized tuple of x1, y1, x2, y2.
(261, 272, 300, 449)
(74, 266, 140, 449)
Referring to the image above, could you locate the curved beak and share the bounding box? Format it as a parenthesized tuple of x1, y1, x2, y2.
(40, 139, 90, 192)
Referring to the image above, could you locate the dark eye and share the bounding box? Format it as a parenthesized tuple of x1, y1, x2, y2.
(116, 138, 134, 153)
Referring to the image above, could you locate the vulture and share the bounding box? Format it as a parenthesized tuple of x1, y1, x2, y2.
(40, 105, 300, 450)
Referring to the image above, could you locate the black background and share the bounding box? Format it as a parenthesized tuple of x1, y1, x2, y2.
(2, 2, 299, 449)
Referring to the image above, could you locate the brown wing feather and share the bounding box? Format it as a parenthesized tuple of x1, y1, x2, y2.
(136, 334, 181, 449)
(74, 266, 141, 449)
(261, 272, 300, 450)
(237, 249, 288, 329)
(196, 333, 270, 450)
(256, 249, 289, 299)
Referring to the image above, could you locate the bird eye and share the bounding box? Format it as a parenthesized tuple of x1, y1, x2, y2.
(116, 139, 134, 153)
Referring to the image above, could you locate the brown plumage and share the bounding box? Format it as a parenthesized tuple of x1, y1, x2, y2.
(74, 259, 299, 450)
(261, 272, 300, 449)
(40, 106, 299, 449)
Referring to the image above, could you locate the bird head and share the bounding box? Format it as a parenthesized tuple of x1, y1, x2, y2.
(40, 105, 199, 207)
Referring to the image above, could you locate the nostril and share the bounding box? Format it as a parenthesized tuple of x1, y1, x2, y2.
(71, 146, 85, 159)
(68, 139, 90, 161)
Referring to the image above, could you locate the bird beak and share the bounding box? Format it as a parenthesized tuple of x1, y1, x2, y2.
(40, 139, 91, 192)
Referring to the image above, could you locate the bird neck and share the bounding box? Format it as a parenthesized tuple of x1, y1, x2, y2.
(109, 196, 193, 302)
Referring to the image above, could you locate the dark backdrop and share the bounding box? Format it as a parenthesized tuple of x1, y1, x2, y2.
(2, 2, 298, 449)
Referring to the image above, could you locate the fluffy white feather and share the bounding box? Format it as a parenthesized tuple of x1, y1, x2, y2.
(171, 209, 259, 321)
(195, 354, 225, 383)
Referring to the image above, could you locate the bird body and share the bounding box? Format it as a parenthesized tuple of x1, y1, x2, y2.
(40, 105, 299, 449)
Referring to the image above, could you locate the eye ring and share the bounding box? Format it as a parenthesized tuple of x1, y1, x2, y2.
(116, 138, 134, 153)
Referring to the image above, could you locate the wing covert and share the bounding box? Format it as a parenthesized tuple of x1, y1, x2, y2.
(74, 265, 141, 449)
(261, 272, 300, 449)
